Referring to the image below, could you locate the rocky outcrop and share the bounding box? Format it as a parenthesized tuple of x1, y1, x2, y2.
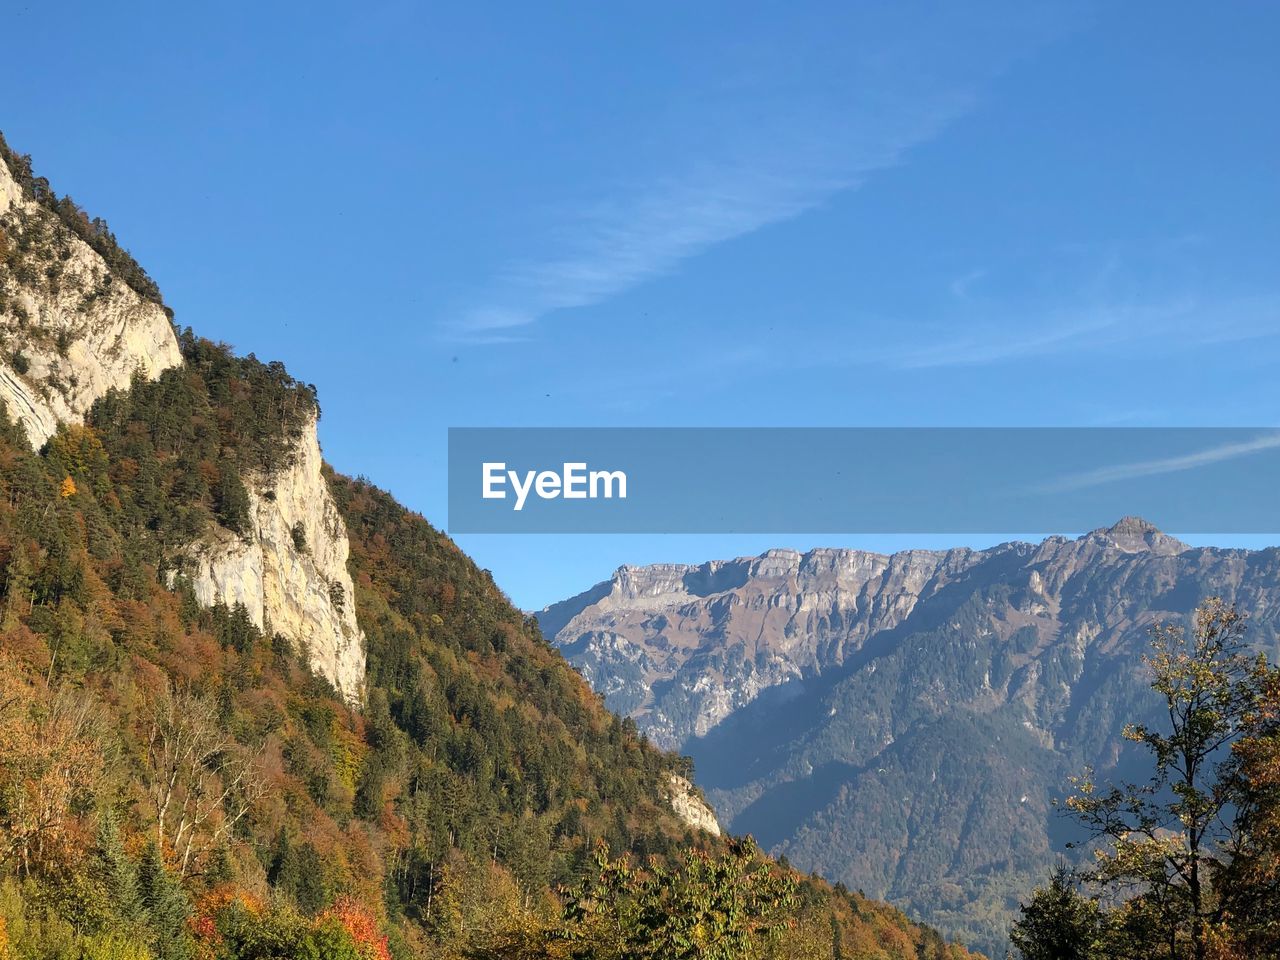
(665, 775, 721, 836)
(0, 155, 181, 448)
(183, 415, 365, 703)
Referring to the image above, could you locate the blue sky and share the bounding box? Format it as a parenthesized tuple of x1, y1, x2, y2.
(5, 2, 1278, 608)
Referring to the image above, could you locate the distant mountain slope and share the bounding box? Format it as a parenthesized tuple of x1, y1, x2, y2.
(541, 519, 1280, 955)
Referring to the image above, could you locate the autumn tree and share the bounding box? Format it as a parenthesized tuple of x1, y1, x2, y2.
(144, 684, 267, 877)
(1213, 662, 1280, 956)
(0, 664, 105, 877)
(1064, 599, 1276, 960)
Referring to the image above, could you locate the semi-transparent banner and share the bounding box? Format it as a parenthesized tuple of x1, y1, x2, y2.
(447, 428, 1280, 533)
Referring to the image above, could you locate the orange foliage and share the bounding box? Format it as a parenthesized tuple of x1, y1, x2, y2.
(323, 895, 392, 960)
(439, 580, 457, 610)
(196, 460, 220, 487)
(191, 886, 264, 960)
(0, 663, 105, 877)
(0, 624, 51, 674)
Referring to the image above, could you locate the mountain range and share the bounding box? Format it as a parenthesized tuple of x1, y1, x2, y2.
(540, 518, 1280, 955)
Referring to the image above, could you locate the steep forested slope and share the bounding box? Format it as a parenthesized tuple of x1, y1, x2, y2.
(0, 132, 980, 959)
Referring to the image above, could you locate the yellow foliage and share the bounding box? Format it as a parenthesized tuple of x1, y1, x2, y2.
(331, 718, 366, 792)
(80, 931, 154, 960)
(60, 475, 77, 498)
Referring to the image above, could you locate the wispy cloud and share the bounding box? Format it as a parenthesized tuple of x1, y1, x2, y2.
(518, 164, 857, 311)
(438, 6, 1071, 345)
(1037, 432, 1280, 493)
(456, 161, 861, 334)
(948, 268, 988, 301)
(441, 107, 968, 342)
(880, 293, 1280, 371)
(889, 311, 1123, 369)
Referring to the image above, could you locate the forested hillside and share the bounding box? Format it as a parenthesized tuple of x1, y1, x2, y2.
(0, 132, 979, 959)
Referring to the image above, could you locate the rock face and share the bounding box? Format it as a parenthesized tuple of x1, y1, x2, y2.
(542, 519, 1280, 956)
(0, 148, 364, 701)
(665, 775, 721, 836)
(0, 155, 181, 448)
(540, 544, 992, 750)
(183, 415, 365, 703)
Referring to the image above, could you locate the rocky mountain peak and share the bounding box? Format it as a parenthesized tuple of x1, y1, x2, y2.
(1087, 516, 1189, 555)
(542, 522, 1214, 752)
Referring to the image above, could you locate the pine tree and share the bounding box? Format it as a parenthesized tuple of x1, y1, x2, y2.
(269, 829, 330, 916)
(214, 465, 251, 536)
(95, 815, 141, 928)
(1010, 867, 1103, 960)
(138, 840, 192, 960)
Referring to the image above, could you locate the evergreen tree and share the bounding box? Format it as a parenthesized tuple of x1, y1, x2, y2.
(95, 814, 142, 928)
(215, 464, 252, 535)
(1010, 867, 1103, 960)
(138, 840, 193, 960)
(269, 829, 330, 916)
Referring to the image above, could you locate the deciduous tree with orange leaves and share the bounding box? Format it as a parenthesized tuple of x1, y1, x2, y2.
(0, 660, 105, 878)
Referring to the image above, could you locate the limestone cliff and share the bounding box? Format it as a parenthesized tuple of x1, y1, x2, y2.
(0, 143, 364, 701)
(182, 414, 365, 703)
(0, 152, 181, 447)
(665, 775, 721, 836)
